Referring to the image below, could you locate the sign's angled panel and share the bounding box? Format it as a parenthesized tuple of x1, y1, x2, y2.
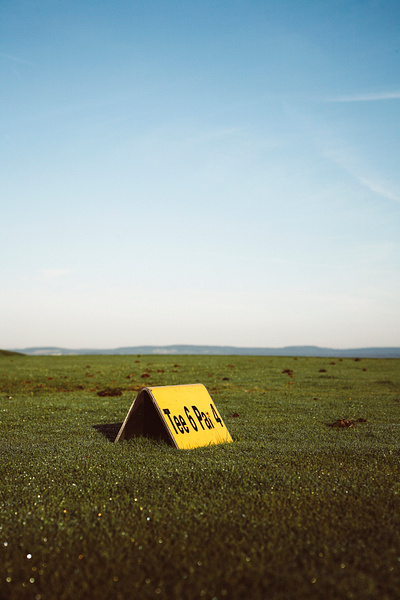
(115, 384, 233, 449)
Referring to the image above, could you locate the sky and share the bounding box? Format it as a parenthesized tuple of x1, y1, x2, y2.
(1, 0, 399, 350)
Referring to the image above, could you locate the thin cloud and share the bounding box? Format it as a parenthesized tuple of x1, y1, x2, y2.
(319, 91, 400, 103)
(324, 144, 400, 204)
(328, 150, 400, 204)
(285, 102, 400, 205)
(357, 177, 400, 204)
(0, 52, 35, 66)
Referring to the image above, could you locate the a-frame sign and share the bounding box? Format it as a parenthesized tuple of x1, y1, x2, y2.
(115, 384, 233, 449)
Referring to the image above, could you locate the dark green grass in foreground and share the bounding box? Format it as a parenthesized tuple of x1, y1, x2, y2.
(0, 354, 399, 600)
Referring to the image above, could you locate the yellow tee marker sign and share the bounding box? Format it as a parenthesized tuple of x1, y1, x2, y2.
(115, 384, 232, 449)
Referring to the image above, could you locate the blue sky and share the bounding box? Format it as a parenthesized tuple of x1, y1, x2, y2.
(1, 0, 399, 349)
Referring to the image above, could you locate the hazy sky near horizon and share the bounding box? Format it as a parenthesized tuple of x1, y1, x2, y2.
(1, 0, 399, 349)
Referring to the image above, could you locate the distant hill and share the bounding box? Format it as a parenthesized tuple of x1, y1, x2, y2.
(0, 349, 25, 357)
(9, 345, 400, 358)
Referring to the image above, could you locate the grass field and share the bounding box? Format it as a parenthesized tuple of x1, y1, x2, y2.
(0, 353, 399, 600)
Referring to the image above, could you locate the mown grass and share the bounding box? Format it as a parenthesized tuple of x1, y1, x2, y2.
(0, 354, 399, 600)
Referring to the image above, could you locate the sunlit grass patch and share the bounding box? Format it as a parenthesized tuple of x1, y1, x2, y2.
(0, 354, 399, 599)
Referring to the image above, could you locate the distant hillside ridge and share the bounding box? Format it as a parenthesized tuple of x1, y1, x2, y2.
(0, 349, 25, 357)
(9, 345, 400, 358)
